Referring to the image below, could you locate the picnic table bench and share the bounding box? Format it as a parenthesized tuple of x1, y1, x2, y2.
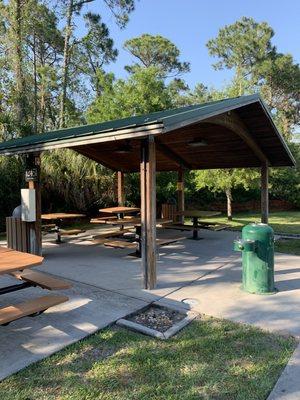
(0, 247, 70, 326)
(95, 218, 180, 257)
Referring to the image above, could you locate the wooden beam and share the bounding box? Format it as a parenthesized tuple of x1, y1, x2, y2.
(156, 141, 192, 170)
(261, 162, 269, 224)
(206, 112, 269, 164)
(177, 169, 185, 224)
(140, 136, 157, 289)
(117, 171, 125, 206)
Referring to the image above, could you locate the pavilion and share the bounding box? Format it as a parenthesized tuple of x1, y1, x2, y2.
(0, 94, 295, 289)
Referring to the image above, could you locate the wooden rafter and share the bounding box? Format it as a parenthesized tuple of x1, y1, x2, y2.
(73, 146, 120, 171)
(206, 111, 269, 164)
(156, 141, 192, 170)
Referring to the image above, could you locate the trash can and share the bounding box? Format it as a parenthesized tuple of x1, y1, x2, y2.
(234, 223, 276, 294)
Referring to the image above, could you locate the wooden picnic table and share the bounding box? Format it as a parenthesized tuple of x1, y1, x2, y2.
(0, 249, 44, 276)
(0, 247, 44, 296)
(181, 210, 221, 240)
(99, 206, 140, 231)
(104, 218, 172, 257)
(0, 246, 71, 326)
(42, 213, 86, 243)
(0, 247, 13, 254)
(106, 217, 171, 227)
(99, 206, 140, 219)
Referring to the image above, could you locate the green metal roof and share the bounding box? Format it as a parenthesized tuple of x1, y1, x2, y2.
(0, 94, 261, 153)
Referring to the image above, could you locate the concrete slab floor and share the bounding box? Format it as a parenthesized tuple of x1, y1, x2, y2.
(0, 227, 300, 393)
(39, 227, 238, 302)
(0, 276, 147, 380)
(161, 252, 300, 337)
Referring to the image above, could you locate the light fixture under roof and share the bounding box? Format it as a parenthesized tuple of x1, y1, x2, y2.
(187, 139, 208, 147)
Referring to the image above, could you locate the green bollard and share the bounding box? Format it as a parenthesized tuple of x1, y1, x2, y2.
(234, 223, 276, 294)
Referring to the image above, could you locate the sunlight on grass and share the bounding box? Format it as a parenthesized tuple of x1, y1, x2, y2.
(198, 211, 300, 234)
(0, 317, 296, 400)
(275, 239, 300, 255)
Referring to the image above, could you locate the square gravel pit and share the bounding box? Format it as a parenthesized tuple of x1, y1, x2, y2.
(116, 303, 198, 340)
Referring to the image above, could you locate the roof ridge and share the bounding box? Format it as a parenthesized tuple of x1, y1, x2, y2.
(159, 93, 260, 122)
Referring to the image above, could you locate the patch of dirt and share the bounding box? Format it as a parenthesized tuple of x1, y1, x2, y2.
(80, 344, 116, 362)
(127, 305, 186, 333)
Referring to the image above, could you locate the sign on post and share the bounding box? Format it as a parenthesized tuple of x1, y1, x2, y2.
(25, 168, 38, 182)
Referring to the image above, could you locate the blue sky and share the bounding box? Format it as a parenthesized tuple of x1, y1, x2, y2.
(80, 0, 300, 90)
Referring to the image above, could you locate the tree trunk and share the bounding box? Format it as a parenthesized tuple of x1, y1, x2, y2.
(59, 0, 73, 128)
(33, 32, 38, 134)
(225, 188, 233, 221)
(13, 0, 27, 134)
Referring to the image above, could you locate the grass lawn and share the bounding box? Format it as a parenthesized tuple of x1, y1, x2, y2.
(199, 211, 300, 235)
(65, 211, 300, 236)
(0, 317, 296, 400)
(275, 239, 300, 256)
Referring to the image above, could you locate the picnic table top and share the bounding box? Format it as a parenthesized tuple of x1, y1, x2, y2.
(0, 247, 13, 254)
(42, 213, 86, 220)
(0, 247, 44, 275)
(182, 210, 221, 218)
(109, 218, 172, 227)
(99, 206, 140, 214)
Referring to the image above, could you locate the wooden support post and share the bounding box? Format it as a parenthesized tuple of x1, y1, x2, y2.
(177, 169, 185, 224)
(27, 154, 42, 255)
(261, 162, 269, 224)
(117, 171, 125, 206)
(140, 136, 157, 289)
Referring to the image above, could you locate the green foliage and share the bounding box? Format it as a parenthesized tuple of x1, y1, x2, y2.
(258, 53, 300, 137)
(41, 150, 115, 214)
(87, 66, 174, 122)
(269, 143, 300, 207)
(103, 0, 135, 28)
(74, 12, 118, 96)
(0, 156, 24, 230)
(207, 17, 275, 76)
(124, 34, 190, 77)
(193, 168, 260, 219)
(206, 16, 300, 138)
(194, 168, 260, 193)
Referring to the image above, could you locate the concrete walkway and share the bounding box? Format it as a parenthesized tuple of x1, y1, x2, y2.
(0, 227, 299, 396)
(0, 276, 147, 380)
(267, 344, 300, 400)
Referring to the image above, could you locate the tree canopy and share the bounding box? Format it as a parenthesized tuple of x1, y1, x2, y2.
(124, 34, 190, 77)
(206, 16, 300, 138)
(0, 5, 298, 227)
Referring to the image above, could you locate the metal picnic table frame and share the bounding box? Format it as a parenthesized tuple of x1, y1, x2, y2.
(107, 217, 172, 257)
(181, 210, 222, 240)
